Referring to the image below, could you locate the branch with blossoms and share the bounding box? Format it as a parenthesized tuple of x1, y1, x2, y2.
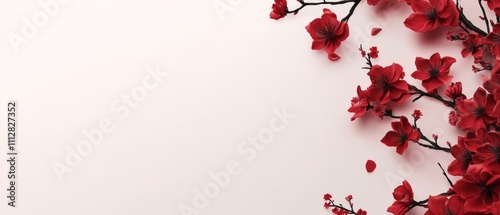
(323, 194, 367, 215)
(270, 0, 500, 214)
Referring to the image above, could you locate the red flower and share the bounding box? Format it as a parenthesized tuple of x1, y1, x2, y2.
(411, 52, 455, 92)
(323, 193, 332, 200)
(475, 131, 500, 165)
(487, 0, 500, 11)
(404, 0, 459, 32)
(462, 34, 484, 59)
(348, 86, 370, 121)
(486, 24, 500, 56)
(381, 116, 421, 155)
(449, 110, 459, 126)
(486, 0, 500, 17)
(367, 63, 410, 104)
(454, 164, 500, 213)
(270, 0, 287, 20)
(456, 88, 496, 130)
(463, 127, 488, 153)
(387, 180, 414, 215)
(484, 60, 500, 94)
(369, 46, 379, 58)
(345, 195, 353, 201)
(305, 9, 349, 61)
(372, 104, 393, 119)
(412, 109, 422, 120)
(445, 82, 465, 100)
(355, 209, 367, 215)
(424, 195, 465, 215)
(448, 136, 473, 176)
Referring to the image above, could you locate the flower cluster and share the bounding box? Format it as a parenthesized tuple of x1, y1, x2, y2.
(323, 194, 367, 215)
(270, 0, 500, 214)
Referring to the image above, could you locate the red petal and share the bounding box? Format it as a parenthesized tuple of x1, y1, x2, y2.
(411, 0, 432, 12)
(381, 131, 400, 147)
(365, 160, 377, 173)
(415, 56, 430, 71)
(328, 52, 341, 61)
(322, 8, 337, 19)
(404, 12, 439, 32)
(422, 77, 445, 92)
(311, 40, 325, 50)
(429, 52, 442, 69)
(371, 27, 382, 36)
(411, 70, 431, 80)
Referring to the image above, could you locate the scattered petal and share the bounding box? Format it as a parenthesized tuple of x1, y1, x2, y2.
(366, 160, 377, 173)
(371, 27, 382, 36)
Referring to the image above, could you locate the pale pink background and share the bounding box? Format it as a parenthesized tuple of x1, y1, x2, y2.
(0, 0, 488, 214)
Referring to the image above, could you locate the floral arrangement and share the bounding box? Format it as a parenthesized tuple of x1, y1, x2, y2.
(270, 0, 500, 214)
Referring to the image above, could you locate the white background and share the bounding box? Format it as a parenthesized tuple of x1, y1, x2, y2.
(0, 0, 488, 214)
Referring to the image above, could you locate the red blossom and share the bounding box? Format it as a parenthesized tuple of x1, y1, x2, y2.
(372, 104, 393, 119)
(355, 209, 367, 215)
(348, 86, 371, 121)
(445, 82, 465, 100)
(381, 116, 421, 155)
(475, 131, 500, 165)
(447, 136, 473, 176)
(412, 109, 423, 120)
(324, 202, 330, 209)
(486, 0, 500, 18)
(324, 193, 332, 200)
(486, 24, 500, 56)
(484, 60, 500, 94)
(270, 0, 287, 20)
(424, 195, 465, 215)
(360, 49, 366, 57)
(463, 127, 488, 153)
(445, 30, 453, 41)
(456, 88, 496, 130)
(367, 63, 410, 104)
(404, 0, 459, 32)
(449, 111, 459, 126)
(411, 52, 455, 92)
(462, 34, 484, 59)
(387, 180, 414, 215)
(345, 195, 353, 201)
(305, 9, 349, 61)
(454, 164, 500, 213)
(369, 46, 379, 59)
